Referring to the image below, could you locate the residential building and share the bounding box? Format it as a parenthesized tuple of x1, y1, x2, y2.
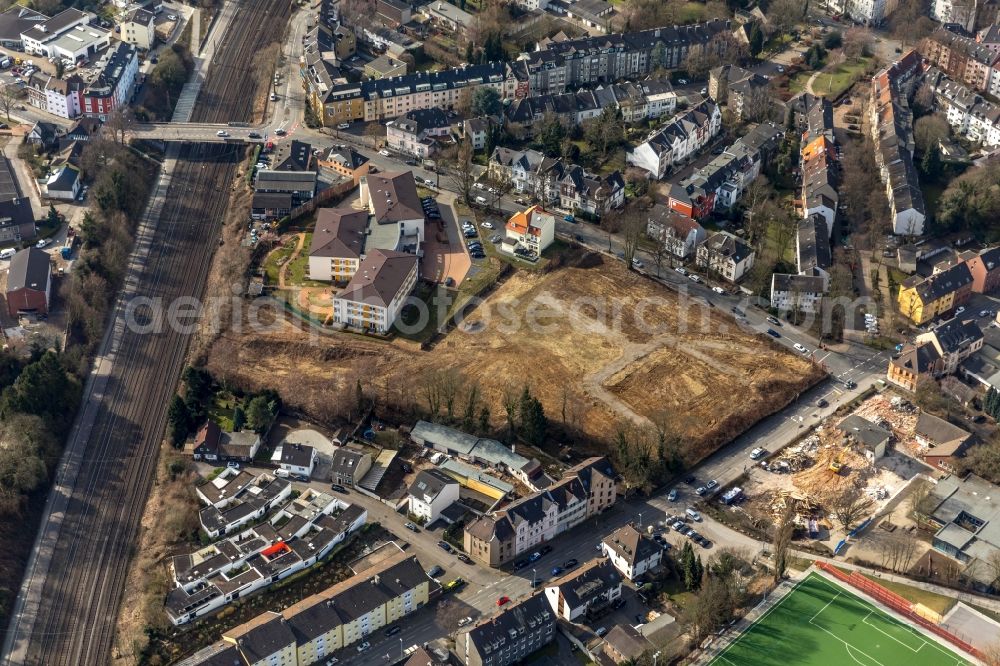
(668, 121, 783, 219)
(514, 0, 550, 9)
(797, 214, 833, 283)
(915, 412, 973, 470)
(924, 474, 1000, 587)
(887, 342, 944, 391)
(458, 592, 556, 666)
(82, 42, 139, 120)
(255, 170, 317, 206)
(558, 166, 625, 214)
(0, 156, 36, 243)
(916, 317, 985, 373)
(646, 204, 707, 260)
(272, 443, 317, 477)
(250, 193, 293, 221)
(922, 25, 1000, 94)
(927, 69, 1000, 148)
(708, 64, 769, 119)
(192, 421, 263, 463)
(364, 53, 407, 79)
(197, 471, 292, 539)
(44, 162, 81, 201)
(800, 135, 839, 235)
(696, 232, 755, 283)
(25, 121, 58, 150)
(837, 414, 892, 461)
(180, 551, 433, 659)
(423, 0, 474, 31)
(601, 524, 662, 581)
(308, 208, 370, 282)
(386, 108, 453, 158)
(503, 205, 556, 255)
(897, 262, 974, 324)
(5, 247, 50, 317)
(488, 148, 563, 204)
(121, 7, 156, 50)
(321, 62, 520, 125)
(837, 0, 901, 25)
(522, 20, 731, 96)
(627, 101, 721, 179)
(376, 0, 411, 27)
(544, 558, 622, 621)
(602, 624, 655, 663)
(770, 274, 827, 315)
(272, 140, 315, 172)
(408, 468, 460, 524)
(360, 171, 425, 243)
(870, 51, 926, 235)
(459, 116, 495, 151)
(332, 249, 419, 333)
(934, 0, 980, 31)
(329, 447, 373, 486)
(317, 147, 370, 185)
(965, 246, 1000, 293)
(505, 80, 676, 131)
(464, 457, 617, 567)
(25, 74, 84, 119)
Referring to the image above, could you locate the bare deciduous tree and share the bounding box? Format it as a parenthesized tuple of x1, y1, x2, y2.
(620, 205, 645, 269)
(0, 83, 18, 123)
(828, 486, 875, 531)
(446, 139, 476, 207)
(772, 501, 796, 583)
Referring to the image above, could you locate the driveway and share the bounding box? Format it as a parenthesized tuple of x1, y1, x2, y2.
(421, 194, 471, 286)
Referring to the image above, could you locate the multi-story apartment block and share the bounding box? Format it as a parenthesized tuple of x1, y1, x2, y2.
(916, 317, 985, 374)
(870, 51, 926, 235)
(544, 558, 623, 621)
(458, 593, 556, 666)
(927, 68, 1000, 147)
(601, 525, 662, 581)
(922, 25, 999, 94)
(521, 20, 731, 95)
(934, 0, 980, 31)
(897, 262, 974, 324)
(626, 101, 721, 179)
(308, 208, 369, 282)
(120, 7, 156, 50)
(25, 73, 83, 118)
(82, 42, 139, 120)
(385, 108, 454, 158)
(770, 274, 828, 315)
(332, 249, 419, 333)
(464, 457, 617, 567)
(965, 246, 1000, 293)
(696, 231, 755, 283)
(504, 80, 676, 132)
(887, 341, 944, 391)
(181, 552, 434, 665)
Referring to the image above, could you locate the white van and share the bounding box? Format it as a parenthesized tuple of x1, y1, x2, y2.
(474, 195, 487, 205)
(274, 468, 290, 478)
(0, 248, 15, 260)
(686, 508, 702, 521)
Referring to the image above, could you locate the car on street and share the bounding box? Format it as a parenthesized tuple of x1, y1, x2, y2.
(668, 489, 678, 501)
(563, 558, 578, 569)
(226, 461, 240, 470)
(384, 625, 402, 636)
(700, 87, 707, 95)
(688, 274, 700, 283)
(696, 486, 707, 496)
(631, 257, 644, 268)
(471, 251, 485, 259)
(274, 128, 287, 136)
(216, 130, 229, 137)
(427, 565, 444, 578)
(678, 78, 688, 84)
(404, 522, 419, 532)
(405, 159, 418, 166)
(776, 65, 785, 73)
(956, 306, 966, 315)
(457, 553, 472, 564)
(444, 577, 466, 591)
(793, 343, 808, 353)
(980, 310, 991, 318)
(712, 286, 725, 294)
(686, 508, 702, 521)
(379, 149, 390, 156)
(337, 122, 350, 130)
(457, 616, 473, 627)
(540, 545, 553, 556)
(269, 93, 278, 101)
(767, 316, 781, 326)
(497, 596, 511, 606)
(684, 474, 696, 484)
(672, 520, 685, 531)
(750, 447, 766, 460)
(330, 483, 347, 493)
(767, 328, 781, 338)
(613, 597, 626, 609)
(816, 397, 829, 408)
(513, 559, 528, 570)
(357, 641, 371, 652)
(551, 566, 563, 576)
(528, 551, 542, 563)
(248, 131, 261, 139)
(491, 234, 502, 243)
(481, 221, 494, 229)
(438, 541, 452, 552)
(36, 238, 51, 248)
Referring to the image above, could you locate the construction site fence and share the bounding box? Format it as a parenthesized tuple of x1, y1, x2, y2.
(814, 561, 984, 660)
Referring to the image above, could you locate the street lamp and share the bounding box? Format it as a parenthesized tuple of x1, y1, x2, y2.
(653, 650, 661, 666)
(532, 568, 536, 588)
(637, 512, 643, 529)
(399, 638, 404, 659)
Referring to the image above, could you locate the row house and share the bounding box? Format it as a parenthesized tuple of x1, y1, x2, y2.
(927, 67, 1000, 147)
(887, 341, 945, 391)
(897, 261, 974, 324)
(916, 316, 985, 374)
(922, 25, 1000, 96)
(81, 42, 138, 120)
(708, 64, 770, 119)
(626, 101, 721, 179)
(521, 20, 731, 95)
(770, 215, 833, 315)
(25, 73, 83, 119)
(463, 457, 617, 567)
(799, 95, 838, 235)
(770, 274, 828, 315)
(544, 558, 623, 621)
(504, 79, 676, 132)
(321, 61, 522, 125)
(646, 204, 707, 260)
(488, 149, 625, 213)
(459, 593, 555, 666)
(870, 51, 927, 235)
(667, 121, 783, 219)
(181, 553, 434, 666)
(932, 0, 979, 32)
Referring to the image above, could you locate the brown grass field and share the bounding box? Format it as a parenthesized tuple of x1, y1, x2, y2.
(206, 252, 824, 461)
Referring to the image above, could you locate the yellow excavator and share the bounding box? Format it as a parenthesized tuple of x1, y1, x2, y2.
(829, 457, 844, 474)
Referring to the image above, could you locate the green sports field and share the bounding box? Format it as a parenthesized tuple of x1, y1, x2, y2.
(710, 573, 970, 666)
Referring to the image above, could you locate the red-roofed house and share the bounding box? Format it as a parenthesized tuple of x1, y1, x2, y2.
(646, 204, 706, 259)
(503, 206, 555, 255)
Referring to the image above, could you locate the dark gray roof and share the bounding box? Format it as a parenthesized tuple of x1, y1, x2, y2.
(0, 6, 45, 42)
(279, 443, 314, 468)
(837, 415, 891, 450)
(28, 8, 86, 38)
(365, 171, 423, 224)
(330, 447, 369, 475)
(912, 263, 973, 303)
(549, 558, 621, 608)
(929, 318, 983, 354)
(797, 215, 832, 274)
(702, 232, 753, 265)
(336, 249, 417, 308)
(602, 524, 660, 567)
(915, 412, 970, 452)
(7, 247, 49, 292)
(0, 155, 23, 201)
(275, 140, 313, 172)
(310, 208, 369, 259)
(772, 273, 826, 294)
(408, 468, 457, 501)
(252, 192, 293, 209)
(235, 614, 295, 663)
(466, 592, 554, 656)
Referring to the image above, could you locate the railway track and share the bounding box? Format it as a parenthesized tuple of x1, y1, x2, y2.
(4, 0, 296, 663)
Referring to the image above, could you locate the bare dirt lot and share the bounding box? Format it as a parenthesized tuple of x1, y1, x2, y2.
(206, 251, 823, 462)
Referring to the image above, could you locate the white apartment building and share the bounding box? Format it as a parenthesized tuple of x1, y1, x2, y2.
(332, 249, 419, 333)
(626, 101, 721, 179)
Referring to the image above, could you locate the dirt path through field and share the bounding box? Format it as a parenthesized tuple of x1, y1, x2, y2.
(278, 232, 305, 288)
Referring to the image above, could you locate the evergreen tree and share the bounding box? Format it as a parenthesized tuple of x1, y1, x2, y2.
(748, 21, 764, 57)
(167, 395, 191, 447)
(478, 406, 491, 435)
(246, 394, 278, 433)
(694, 555, 704, 590)
(518, 386, 547, 446)
(921, 143, 942, 180)
(232, 404, 246, 432)
(464, 41, 475, 64)
(680, 542, 698, 590)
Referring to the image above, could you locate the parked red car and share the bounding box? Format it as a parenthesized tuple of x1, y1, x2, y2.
(497, 596, 511, 607)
